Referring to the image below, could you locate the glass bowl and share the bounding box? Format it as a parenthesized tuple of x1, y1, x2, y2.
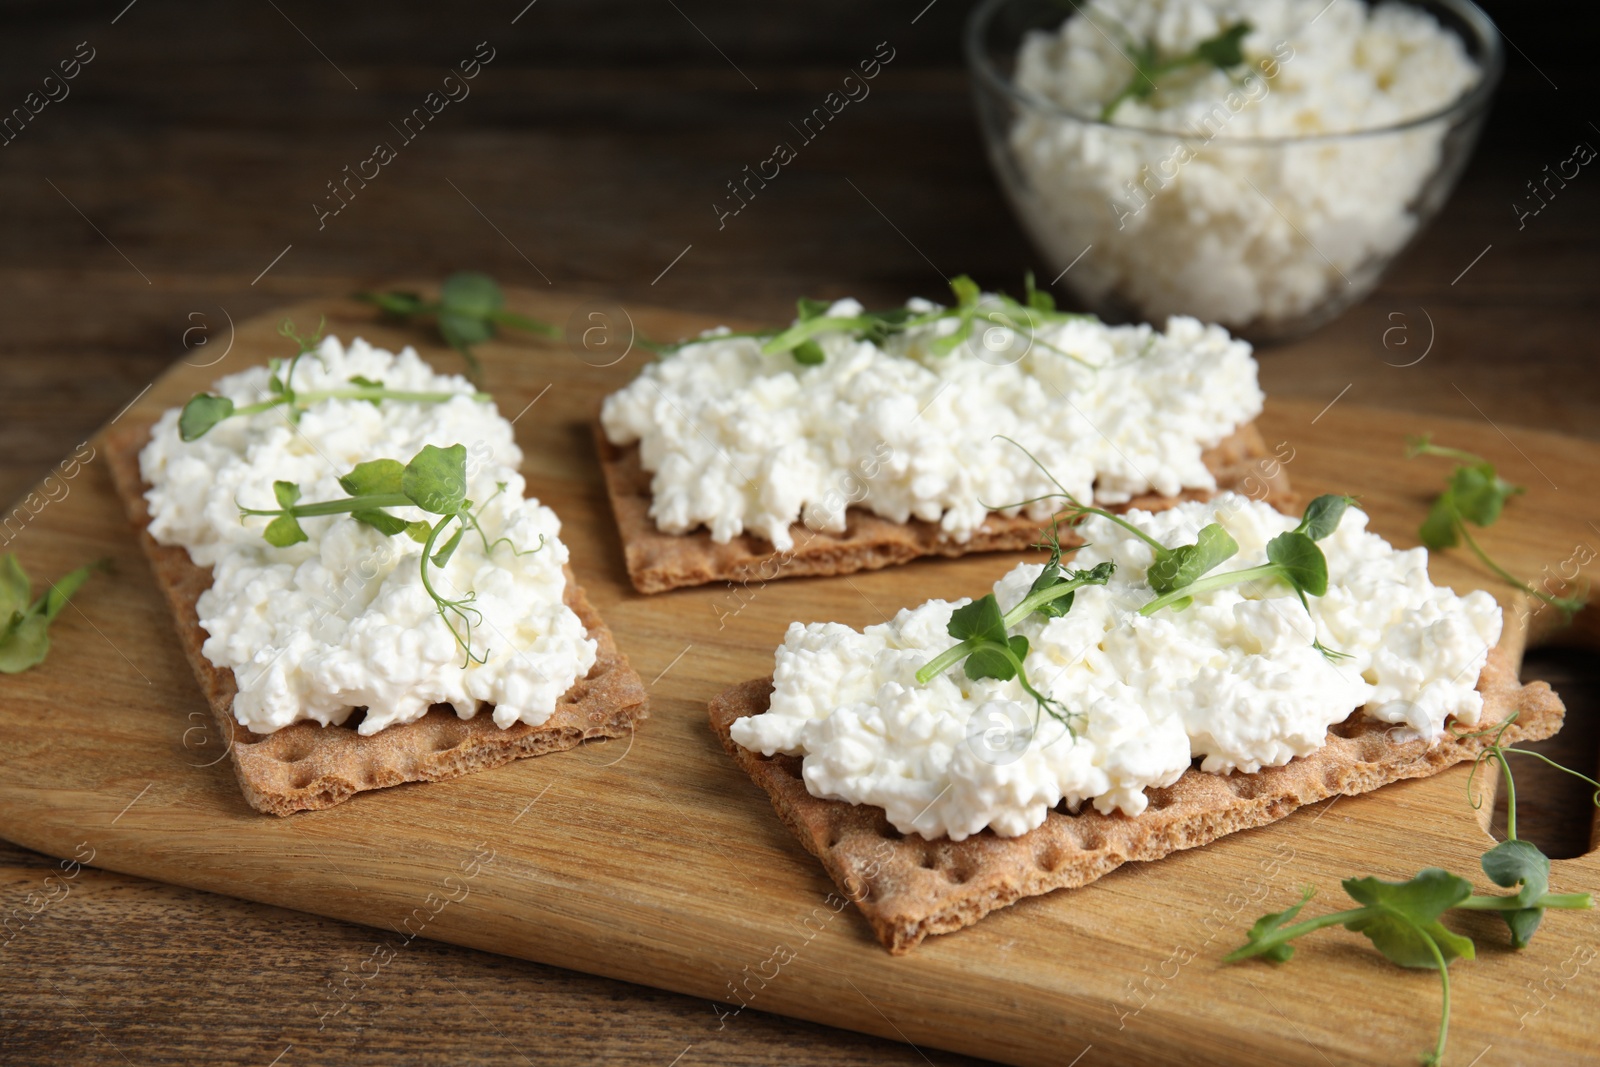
(965, 0, 1503, 342)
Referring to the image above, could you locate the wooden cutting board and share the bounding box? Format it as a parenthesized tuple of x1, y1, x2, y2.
(2, 290, 1596, 1067)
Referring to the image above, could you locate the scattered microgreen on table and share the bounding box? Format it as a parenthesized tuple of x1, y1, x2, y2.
(656, 273, 1096, 368)
(1099, 20, 1255, 122)
(178, 319, 491, 442)
(0, 553, 109, 673)
(1225, 713, 1598, 1065)
(356, 271, 559, 384)
(1408, 436, 1585, 621)
(239, 443, 540, 666)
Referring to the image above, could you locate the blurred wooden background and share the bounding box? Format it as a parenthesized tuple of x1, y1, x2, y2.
(1, 1, 1596, 1063)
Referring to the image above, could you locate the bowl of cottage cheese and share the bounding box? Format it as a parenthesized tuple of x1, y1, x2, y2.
(966, 0, 1501, 339)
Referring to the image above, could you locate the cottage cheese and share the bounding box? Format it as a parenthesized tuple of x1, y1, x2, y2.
(1008, 0, 1481, 328)
(140, 336, 596, 735)
(600, 299, 1261, 550)
(730, 495, 1500, 840)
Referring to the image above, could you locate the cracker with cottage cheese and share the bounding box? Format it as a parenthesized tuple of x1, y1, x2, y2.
(708, 495, 1565, 953)
(107, 337, 647, 816)
(598, 294, 1290, 593)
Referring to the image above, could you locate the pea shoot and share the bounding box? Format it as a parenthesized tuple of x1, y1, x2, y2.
(178, 319, 490, 442)
(0, 554, 109, 674)
(658, 274, 1096, 368)
(1100, 20, 1254, 122)
(238, 443, 542, 666)
(987, 436, 1355, 659)
(915, 522, 1114, 731)
(356, 271, 559, 383)
(1226, 713, 1598, 1066)
(1407, 436, 1585, 622)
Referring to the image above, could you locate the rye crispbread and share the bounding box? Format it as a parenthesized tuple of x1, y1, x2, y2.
(708, 650, 1563, 954)
(106, 422, 648, 817)
(596, 420, 1292, 594)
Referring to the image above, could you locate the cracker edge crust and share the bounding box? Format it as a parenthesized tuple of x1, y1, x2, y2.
(596, 419, 1294, 594)
(707, 651, 1564, 954)
(105, 421, 649, 817)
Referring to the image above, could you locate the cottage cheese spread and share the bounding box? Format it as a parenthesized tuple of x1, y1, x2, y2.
(601, 300, 1262, 550)
(139, 336, 596, 735)
(1009, 0, 1481, 328)
(730, 495, 1501, 840)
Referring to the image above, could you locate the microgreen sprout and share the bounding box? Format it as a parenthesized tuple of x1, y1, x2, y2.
(356, 271, 559, 383)
(1226, 713, 1597, 1066)
(1100, 20, 1255, 122)
(0, 553, 109, 674)
(238, 443, 542, 666)
(985, 436, 1354, 658)
(178, 318, 491, 442)
(914, 519, 1114, 732)
(1407, 435, 1586, 622)
(656, 274, 1096, 368)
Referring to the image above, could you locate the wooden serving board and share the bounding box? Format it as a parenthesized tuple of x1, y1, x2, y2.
(2, 291, 1596, 1067)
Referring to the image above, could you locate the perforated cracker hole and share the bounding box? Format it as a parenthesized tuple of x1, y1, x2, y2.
(289, 766, 318, 790)
(275, 736, 314, 763)
(1145, 787, 1178, 811)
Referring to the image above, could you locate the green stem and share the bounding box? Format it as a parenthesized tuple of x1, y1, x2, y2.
(1003, 575, 1102, 627)
(235, 387, 489, 417)
(915, 638, 979, 685)
(1496, 746, 1518, 842)
(1457, 892, 1593, 911)
(1419, 922, 1451, 1067)
(1222, 907, 1373, 962)
(240, 492, 412, 519)
(1456, 522, 1581, 616)
(1139, 562, 1283, 616)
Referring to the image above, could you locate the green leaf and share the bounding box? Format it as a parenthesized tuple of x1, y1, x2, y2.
(405, 520, 433, 544)
(1023, 271, 1055, 313)
(1147, 523, 1239, 595)
(1419, 493, 1461, 550)
(1481, 839, 1551, 948)
(339, 458, 406, 498)
(965, 634, 1028, 683)
(1296, 495, 1357, 541)
(264, 514, 308, 548)
(1341, 869, 1476, 969)
(1196, 20, 1251, 69)
(439, 310, 495, 350)
(431, 524, 466, 568)
(947, 594, 1008, 645)
(355, 290, 428, 317)
(1229, 886, 1317, 963)
(273, 481, 301, 509)
(0, 613, 50, 674)
(1026, 563, 1071, 619)
(352, 509, 412, 537)
(403, 443, 468, 515)
(179, 393, 236, 441)
(1266, 531, 1329, 598)
(792, 339, 826, 365)
(857, 307, 913, 345)
(0, 554, 29, 621)
(796, 297, 831, 321)
(947, 275, 981, 308)
(348, 375, 386, 406)
(39, 560, 106, 623)
(439, 271, 505, 319)
(1450, 465, 1522, 528)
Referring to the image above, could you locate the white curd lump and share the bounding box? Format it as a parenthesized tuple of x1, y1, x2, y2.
(600, 298, 1262, 551)
(730, 495, 1501, 841)
(1010, 0, 1481, 327)
(140, 336, 596, 735)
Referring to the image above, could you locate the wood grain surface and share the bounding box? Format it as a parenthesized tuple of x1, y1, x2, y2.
(0, 290, 1597, 1067)
(2, 2, 1597, 1064)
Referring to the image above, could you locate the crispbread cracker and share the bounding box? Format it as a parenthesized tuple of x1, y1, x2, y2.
(596, 420, 1292, 594)
(106, 422, 648, 817)
(708, 650, 1563, 954)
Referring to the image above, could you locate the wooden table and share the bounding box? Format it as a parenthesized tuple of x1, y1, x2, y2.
(1, 2, 1595, 1064)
